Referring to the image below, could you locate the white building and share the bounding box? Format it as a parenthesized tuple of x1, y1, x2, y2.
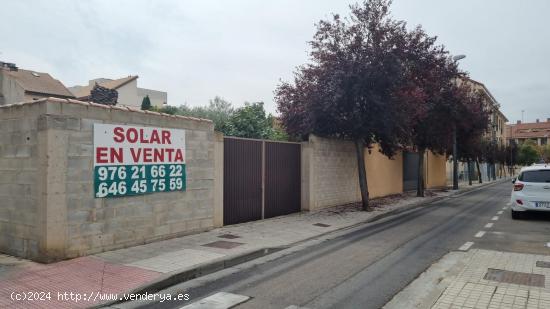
(69, 76, 167, 108)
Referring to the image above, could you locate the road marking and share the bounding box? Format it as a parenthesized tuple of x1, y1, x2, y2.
(485, 223, 494, 228)
(180, 292, 250, 309)
(458, 242, 474, 251)
(475, 231, 486, 238)
(546, 243, 550, 248)
(285, 306, 311, 309)
(507, 202, 511, 206)
(492, 216, 499, 221)
(502, 207, 508, 210)
(497, 211, 503, 215)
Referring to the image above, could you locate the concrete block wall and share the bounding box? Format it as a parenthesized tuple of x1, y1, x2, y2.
(0, 98, 216, 262)
(0, 102, 43, 258)
(302, 135, 447, 211)
(302, 135, 361, 211)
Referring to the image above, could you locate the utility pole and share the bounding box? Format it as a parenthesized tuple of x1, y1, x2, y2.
(451, 54, 465, 190)
(453, 125, 459, 189)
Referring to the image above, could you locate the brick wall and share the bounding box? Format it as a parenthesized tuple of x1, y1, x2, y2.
(0, 98, 216, 262)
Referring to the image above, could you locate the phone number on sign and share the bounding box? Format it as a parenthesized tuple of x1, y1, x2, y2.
(94, 164, 186, 198)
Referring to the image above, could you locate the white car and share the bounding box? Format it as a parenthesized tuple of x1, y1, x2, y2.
(511, 165, 550, 219)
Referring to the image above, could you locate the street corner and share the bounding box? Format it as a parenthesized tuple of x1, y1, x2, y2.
(0, 255, 162, 308)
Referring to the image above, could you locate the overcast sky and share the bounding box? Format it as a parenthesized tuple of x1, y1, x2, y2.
(1, 0, 548, 123)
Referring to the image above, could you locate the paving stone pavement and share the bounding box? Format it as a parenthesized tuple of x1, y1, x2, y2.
(432, 249, 550, 309)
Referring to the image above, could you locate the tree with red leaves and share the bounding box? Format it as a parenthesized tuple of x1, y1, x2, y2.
(394, 26, 460, 197)
(276, 0, 419, 211)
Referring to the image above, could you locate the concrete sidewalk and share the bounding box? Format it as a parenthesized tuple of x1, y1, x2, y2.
(0, 180, 505, 308)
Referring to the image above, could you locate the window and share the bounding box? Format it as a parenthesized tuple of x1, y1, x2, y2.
(542, 137, 548, 145)
(519, 170, 550, 183)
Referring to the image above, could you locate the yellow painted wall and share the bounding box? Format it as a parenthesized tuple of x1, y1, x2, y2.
(365, 145, 403, 198)
(426, 152, 447, 188)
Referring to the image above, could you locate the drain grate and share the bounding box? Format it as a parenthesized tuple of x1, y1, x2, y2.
(536, 261, 550, 268)
(484, 268, 545, 287)
(313, 223, 331, 227)
(202, 240, 244, 249)
(218, 234, 241, 239)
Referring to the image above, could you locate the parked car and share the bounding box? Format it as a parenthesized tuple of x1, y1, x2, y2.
(511, 165, 550, 219)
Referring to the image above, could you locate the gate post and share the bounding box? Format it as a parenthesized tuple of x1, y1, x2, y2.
(261, 140, 266, 219)
(213, 132, 224, 227)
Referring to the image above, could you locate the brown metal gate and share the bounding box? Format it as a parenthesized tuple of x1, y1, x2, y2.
(223, 137, 301, 225)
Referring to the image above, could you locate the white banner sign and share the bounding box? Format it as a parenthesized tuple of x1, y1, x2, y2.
(93, 124, 186, 166)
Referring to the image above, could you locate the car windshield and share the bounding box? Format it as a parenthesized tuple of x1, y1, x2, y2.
(519, 170, 550, 183)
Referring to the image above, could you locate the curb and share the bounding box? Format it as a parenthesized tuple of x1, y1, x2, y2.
(96, 178, 508, 308)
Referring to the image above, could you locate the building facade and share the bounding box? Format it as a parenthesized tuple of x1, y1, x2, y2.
(69, 76, 167, 108)
(506, 119, 550, 146)
(0, 62, 74, 105)
(465, 78, 509, 146)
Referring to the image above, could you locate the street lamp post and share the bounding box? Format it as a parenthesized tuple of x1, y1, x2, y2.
(452, 55, 465, 190)
(453, 125, 459, 189)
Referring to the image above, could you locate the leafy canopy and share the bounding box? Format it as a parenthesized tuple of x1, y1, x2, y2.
(152, 97, 287, 140)
(276, 0, 416, 156)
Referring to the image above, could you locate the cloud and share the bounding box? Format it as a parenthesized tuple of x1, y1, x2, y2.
(1, 0, 548, 121)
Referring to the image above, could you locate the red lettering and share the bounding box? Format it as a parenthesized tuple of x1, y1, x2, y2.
(111, 148, 123, 163)
(127, 128, 138, 143)
(130, 148, 141, 162)
(150, 130, 160, 144)
(143, 148, 152, 163)
(113, 127, 125, 143)
(162, 130, 171, 144)
(153, 148, 164, 162)
(96, 147, 109, 163)
(139, 129, 149, 143)
(164, 148, 174, 161)
(174, 149, 184, 162)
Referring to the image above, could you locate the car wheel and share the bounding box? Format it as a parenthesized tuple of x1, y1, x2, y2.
(511, 210, 522, 220)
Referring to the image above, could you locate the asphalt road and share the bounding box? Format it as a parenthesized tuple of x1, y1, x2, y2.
(140, 181, 538, 309)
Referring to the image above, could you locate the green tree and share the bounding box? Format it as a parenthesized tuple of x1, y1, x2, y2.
(141, 95, 152, 110)
(174, 96, 234, 133)
(226, 102, 274, 139)
(542, 144, 550, 163)
(517, 142, 541, 165)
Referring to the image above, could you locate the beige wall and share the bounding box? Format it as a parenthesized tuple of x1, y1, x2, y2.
(116, 79, 139, 108)
(365, 144, 403, 198)
(0, 71, 26, 105)
(426, 152, 447, 188)
(137, 87, 167, 108)
(0, 98, 215, 262)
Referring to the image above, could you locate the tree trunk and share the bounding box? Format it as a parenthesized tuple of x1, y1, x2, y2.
(354, 139, 370, 211)
(476, 159, 482, 184)
(417, 147, 425, 197)
(467, 158, 472, 186)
